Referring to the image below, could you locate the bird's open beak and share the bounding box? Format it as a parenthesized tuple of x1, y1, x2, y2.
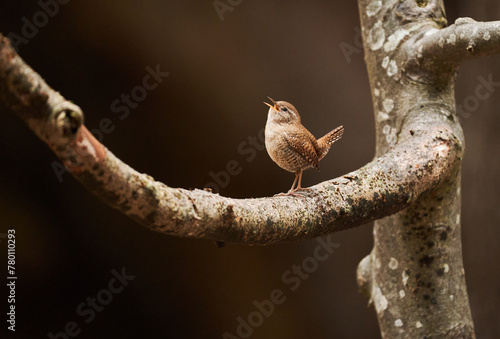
(264, 97, 279, 111)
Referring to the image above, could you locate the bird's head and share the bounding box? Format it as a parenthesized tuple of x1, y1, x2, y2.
(264, 97, 301, 124)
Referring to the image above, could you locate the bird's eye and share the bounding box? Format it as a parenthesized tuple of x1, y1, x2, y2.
(281, 107, 288, 112)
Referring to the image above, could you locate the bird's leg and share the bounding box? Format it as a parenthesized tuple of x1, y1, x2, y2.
(274, 173, 298, 197)
(288, 172, 299, 192)
(274, 171, 310, 197)
(291, 170, 311, 194)
(274, 172, 304, 197)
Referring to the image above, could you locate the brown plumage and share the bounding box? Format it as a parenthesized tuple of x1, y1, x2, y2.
(264, 98, 344, 196)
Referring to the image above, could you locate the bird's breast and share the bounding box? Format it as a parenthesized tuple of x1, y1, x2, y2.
(265, 123, 314, 173)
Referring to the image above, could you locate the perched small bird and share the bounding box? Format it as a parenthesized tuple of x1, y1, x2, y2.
(264, 98, 344, 196)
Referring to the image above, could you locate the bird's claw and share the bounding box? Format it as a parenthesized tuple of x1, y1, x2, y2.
(273, 187, 311, 197)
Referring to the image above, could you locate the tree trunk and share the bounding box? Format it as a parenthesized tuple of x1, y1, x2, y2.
(355, 0, 482, 337)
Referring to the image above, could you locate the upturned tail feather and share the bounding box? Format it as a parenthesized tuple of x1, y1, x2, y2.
(317, 125, 344, 160)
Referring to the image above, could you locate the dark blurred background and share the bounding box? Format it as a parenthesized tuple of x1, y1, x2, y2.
(0, 1, 498, 338)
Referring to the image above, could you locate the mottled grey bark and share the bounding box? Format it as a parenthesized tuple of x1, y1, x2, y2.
(0, 0, 499, 336)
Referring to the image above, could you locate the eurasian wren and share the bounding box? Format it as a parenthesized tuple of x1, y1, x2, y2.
(264, 98, 344, 196)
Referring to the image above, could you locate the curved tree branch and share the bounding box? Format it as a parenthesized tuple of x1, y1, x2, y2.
(0, 34, 461, 245)
(417, 18, 500, 68)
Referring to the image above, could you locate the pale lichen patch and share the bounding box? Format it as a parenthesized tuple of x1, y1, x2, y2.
(378, 111, 389, 122)
(382, 125, 396, 144)
(388, 257, 398, 270)
(366, 1, 382, 17)
(384, 29, 409, 52)
(387, 60, 398, 77)
(383, 98, 394, 113)
(368, 22, 385, 51)
(373, 285, 388, 313)
(395, 319, 403, 327)
(417, 44, 423, 58)
(374, 88, 380, 97)
(382, 124, 397, 143)
(382, 56, 390, 69)
(402, 270, 409, 286)
(444, 263, 450, 273)
(386, 130, 396, 144)
(399, 289, 406, 298)
(416, 321, 423, 329)
(434, 143, 449, 158)
(446, 33, 456, 45)
(483, 32, 491, 41)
